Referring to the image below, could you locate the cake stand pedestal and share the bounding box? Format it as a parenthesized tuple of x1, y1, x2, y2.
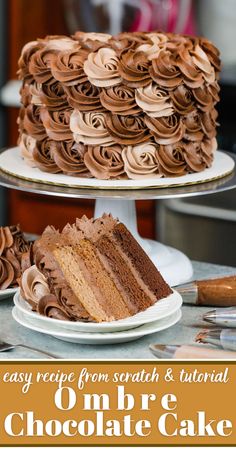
(0, 149, 235, 287)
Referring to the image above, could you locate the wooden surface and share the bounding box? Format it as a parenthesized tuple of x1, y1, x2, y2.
(5, 0, 156, 238)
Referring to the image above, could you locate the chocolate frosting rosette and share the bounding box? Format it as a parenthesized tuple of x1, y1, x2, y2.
(106, 114, 150, 145)
(50, 46, 88, 86)
(84, 47, 121, 87)
(32, 138, 61, 173)
(0, 225, 30, 290)
(100, 85, 140, 115)
(18, 31, 221, 179)
(40, 107, 73, 141)
(21, 265, 50, 309)
(70, 110, 113, 146)
(52, 141, 92, 177)
(84, 144, 125, 179)
(122, 142, 161, 179)
(64, 80, 103, 111)
(23, 104, 47, 141)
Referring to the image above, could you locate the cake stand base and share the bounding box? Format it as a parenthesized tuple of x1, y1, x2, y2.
(94, 198, 193, 286)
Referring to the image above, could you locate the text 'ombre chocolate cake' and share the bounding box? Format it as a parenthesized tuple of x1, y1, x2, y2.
(17, 31, 220, 180)
(20, 215, 172, 322)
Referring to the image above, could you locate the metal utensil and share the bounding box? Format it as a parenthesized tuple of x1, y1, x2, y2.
(0, 340, 60, 359)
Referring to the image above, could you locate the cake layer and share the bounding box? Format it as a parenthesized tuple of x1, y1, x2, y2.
(17, 31, 220, 180)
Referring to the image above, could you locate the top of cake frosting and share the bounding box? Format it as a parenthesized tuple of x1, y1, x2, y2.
(17, 30, 221, 180)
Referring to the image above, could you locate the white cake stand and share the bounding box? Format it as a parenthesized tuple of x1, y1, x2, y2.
(0, 147, 235, 286)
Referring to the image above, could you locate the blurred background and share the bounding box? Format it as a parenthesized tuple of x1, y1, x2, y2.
(0, 0, 236, 265)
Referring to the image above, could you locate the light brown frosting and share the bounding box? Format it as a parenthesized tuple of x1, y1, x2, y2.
(29, 82, 43, 106)
(44, 36, 78, 51)
(191, 44, 215, 84)
(137, 33, 168, 59)
(19, 133, 37, 167)
(122, 142, 161, 179)
(135, 83, 174, 117)
(21, 265, 50, 308)
(84, 47, 121, 87)
(84, 144, 125, 179)
(70, 110, 113, 146)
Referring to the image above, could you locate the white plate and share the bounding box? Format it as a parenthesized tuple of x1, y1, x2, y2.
(0, 148, 234, 190)
(0, 287, 18, 300)
(14, 289, 182, 333)
(12, 306, 182, 344)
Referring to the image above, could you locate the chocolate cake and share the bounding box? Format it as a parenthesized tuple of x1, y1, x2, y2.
(20, 215, 172, 322)
(0, 225, 30, 290)
(17, 31, 220, 180)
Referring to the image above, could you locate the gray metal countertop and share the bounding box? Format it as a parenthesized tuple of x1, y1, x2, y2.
(0, 261, 235, 360)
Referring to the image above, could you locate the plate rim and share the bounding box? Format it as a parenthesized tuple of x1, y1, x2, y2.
(0, 147, 234, 190)
(12, 306, 182, 342)
(13, 289, 182, 332)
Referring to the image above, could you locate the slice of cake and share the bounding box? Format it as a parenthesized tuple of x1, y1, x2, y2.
(20, 214, 172, 322)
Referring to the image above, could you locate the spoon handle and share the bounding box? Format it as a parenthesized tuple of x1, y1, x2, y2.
(16, 344, 60, 359)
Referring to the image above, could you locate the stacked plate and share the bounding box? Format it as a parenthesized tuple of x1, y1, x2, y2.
(12, 290, 182, 344)
(0, 287, 18, 300)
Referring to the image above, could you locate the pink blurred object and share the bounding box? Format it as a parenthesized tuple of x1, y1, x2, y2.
(130, 0, 196, 35)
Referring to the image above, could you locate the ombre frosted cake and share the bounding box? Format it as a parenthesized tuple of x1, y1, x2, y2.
(17, 31, 220, 180)
(19, 215, 172, 322)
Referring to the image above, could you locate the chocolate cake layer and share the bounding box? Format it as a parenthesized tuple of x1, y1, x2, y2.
(95, 235, 154, 312)
(112, 223, 172, 299)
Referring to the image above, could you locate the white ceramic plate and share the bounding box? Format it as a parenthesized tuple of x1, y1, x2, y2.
(0, 287, 18, 300)
(12, 306, 182, 344)
(14, 289, 182, 333)
(0, 148, 234, 190)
